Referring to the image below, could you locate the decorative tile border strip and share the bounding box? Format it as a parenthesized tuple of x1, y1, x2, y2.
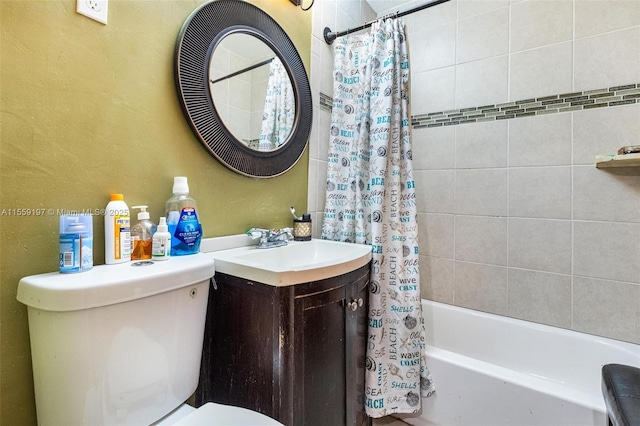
(412, 83, 640, 128)
(318, 83, 640, 127)
(319, 92, 333, 112)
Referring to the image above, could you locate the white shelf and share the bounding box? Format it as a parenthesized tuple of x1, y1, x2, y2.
(595, 153, 640, 168)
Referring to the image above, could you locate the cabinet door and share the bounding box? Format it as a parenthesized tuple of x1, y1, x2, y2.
(196, 274, 279, 417)
(345, 270, 370, 426)
(293, 284, 347, 426)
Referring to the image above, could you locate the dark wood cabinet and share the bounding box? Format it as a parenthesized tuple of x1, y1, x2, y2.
(195, 263, 371, 426)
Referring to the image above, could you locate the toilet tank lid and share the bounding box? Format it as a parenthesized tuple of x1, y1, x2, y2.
(17, 255, 215, 312)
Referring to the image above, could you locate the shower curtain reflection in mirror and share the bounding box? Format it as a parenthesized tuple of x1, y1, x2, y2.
(258, 57, 294, 151)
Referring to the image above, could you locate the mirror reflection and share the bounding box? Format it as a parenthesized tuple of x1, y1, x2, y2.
(209, 33, 295, 151)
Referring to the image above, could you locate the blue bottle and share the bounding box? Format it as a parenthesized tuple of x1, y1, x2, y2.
(165, 176, 202, 256)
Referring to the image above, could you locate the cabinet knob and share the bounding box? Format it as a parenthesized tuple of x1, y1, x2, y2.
(358, 298, 363, 307)
(348, 300, 358, 311)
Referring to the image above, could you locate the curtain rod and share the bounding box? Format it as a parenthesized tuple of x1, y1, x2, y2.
(323, 0, 450, 44)
(210, 57, 274, 85)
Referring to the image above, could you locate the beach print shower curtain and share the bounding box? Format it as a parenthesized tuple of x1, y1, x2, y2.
(321, 18, 434, 417)
(258, 57, 294, 151)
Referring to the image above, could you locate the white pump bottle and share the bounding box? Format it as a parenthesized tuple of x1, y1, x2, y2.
(152, 217, 171, 261)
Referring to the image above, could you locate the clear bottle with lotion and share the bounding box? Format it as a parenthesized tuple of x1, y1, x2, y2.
(105, 194, 131, 264)
(152, 217, 171, 261)
(130, 205, 156, 261)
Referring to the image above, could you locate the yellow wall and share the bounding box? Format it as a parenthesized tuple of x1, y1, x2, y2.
(0, 1, 311, 424)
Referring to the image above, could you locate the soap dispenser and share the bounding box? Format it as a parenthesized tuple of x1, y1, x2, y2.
(130, 205, 157, 261)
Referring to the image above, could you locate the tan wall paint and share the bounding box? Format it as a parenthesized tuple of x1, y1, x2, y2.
(0, 1, 311, 424)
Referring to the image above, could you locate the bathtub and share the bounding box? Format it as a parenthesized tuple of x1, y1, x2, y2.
(396, 300, 640, 426)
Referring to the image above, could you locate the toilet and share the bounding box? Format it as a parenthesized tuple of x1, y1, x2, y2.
(17, 254, 282, 425)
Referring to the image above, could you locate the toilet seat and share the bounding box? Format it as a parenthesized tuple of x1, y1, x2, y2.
(173, 402, 283, 426)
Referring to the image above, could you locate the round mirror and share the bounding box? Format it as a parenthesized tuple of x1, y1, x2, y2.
(209, 34, 295, 152)
(175, 0, 312, 178)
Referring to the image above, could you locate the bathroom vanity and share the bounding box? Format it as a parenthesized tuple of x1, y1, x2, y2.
(195, 262, 371, 426)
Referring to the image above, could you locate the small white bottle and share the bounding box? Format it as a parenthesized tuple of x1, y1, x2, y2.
(152, 217, 171, 261)
(105, 194, 131, 264)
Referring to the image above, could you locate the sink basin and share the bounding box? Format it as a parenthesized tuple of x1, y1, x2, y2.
(206, 239, 372, 286)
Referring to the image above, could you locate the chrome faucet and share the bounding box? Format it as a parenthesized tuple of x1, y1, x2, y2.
(247, 227, 294, 249)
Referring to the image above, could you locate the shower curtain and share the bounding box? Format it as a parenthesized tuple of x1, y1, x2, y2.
(258, 57, 294, 151)
(321, 18, 434, 417)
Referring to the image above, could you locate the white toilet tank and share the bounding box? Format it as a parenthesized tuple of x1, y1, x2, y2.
(17, 255, 215, 426)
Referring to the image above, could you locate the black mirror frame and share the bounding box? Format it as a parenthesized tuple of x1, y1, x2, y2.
(175, 0, 312, 178)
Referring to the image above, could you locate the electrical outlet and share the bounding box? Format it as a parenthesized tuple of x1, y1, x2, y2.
(77, 0, 108, 24)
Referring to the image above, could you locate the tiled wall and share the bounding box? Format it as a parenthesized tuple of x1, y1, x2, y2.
(310, 0, 640, 344)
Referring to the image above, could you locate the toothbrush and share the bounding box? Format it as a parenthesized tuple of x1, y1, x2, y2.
(290, 206, 301, 220)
